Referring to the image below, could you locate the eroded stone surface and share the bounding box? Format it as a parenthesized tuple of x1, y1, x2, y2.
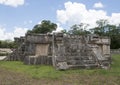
(6, 33, 111, 70)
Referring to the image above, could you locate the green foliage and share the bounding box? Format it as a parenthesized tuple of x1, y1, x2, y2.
(111, 36, 120, 49)
(91, 19, 109, 36)
(61, 29, 68, 34)
(0, 53, 9, 56)
(90, 19, 120, 49)
(0, 40, 17, 48)
(68, 23, 90, 35)
(28, 20, 57, 34)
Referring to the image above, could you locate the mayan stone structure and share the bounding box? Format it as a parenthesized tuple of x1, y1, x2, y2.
(7, 33, 111, 70)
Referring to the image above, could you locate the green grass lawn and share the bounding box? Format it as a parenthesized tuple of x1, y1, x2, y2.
(0, 54, 120, 85)
(0, 54, 120, 78)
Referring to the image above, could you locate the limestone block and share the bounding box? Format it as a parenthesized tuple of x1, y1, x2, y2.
(56, 62, 69, 70)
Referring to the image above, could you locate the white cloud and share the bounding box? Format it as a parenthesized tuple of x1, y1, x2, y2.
(57, 1, 120, 29)
(93, 2, 104, 8)
(38, 21, 42, 24)
(53, 23, 64, 33)
(110, 13, 120, 25)
(57, 1, 87, 25)
(0, 26, 28, 40)
(57, 1, 108, 29)
(13, 27, 28, 37)
(0, 0, 25, 7)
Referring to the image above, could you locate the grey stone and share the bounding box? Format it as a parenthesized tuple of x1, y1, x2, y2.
(6, 33, 111, 70)
(56, 62, 69, 70)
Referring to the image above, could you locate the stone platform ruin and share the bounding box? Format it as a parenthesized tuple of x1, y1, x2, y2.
(6, 33, 111, 70)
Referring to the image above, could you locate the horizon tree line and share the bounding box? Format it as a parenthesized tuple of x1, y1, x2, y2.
(0, 19, 120, 49)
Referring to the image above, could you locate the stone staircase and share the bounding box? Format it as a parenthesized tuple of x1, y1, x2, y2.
(91, 46, 110, 69)
(67, 46, 111, 69)
(66, 53, 100, 69)
(55, 36, 104, 70)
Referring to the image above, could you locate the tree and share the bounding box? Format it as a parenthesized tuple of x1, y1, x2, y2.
(68, 23, 90, 35)
(61, 29, 68, 34)
(28, 20, 57, 34)
(108, 24, 120, 49)
(92, 19, 109, 36)
(0, 40, 17, 48)
(91, 19, 120, 49)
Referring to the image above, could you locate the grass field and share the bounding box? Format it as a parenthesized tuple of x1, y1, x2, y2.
(0, 54, 120, 85)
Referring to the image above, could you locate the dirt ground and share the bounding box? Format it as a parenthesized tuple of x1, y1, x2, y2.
(0, 68, 120, 85)
(0, 68, 73, 85)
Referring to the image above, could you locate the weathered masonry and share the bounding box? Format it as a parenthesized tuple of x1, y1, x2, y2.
(7, 33, 111, 70)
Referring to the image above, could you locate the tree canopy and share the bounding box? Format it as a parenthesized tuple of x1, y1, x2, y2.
(61, 19, 120, 49)
(68, 23, 90, 35)
(27, 20, 57, 34)
(90, 19, 120, 49)
(0, 40, 17, 48)
(0, 19, 119, 49)
(15, 19, 120, 49)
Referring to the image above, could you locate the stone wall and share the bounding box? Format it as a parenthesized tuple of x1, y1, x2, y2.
(7, 33, 111, 70)
(111, 49, 120, 54)
(54, 34, 111, 70)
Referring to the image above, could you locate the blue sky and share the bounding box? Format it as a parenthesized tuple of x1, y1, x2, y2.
(0, 0, 120, 40)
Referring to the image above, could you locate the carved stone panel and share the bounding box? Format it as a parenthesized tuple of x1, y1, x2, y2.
(35, 44, 49, 56)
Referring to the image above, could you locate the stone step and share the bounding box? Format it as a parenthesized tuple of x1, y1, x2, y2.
(68, 64, 99, 69)
(83, 60, 96, 64)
